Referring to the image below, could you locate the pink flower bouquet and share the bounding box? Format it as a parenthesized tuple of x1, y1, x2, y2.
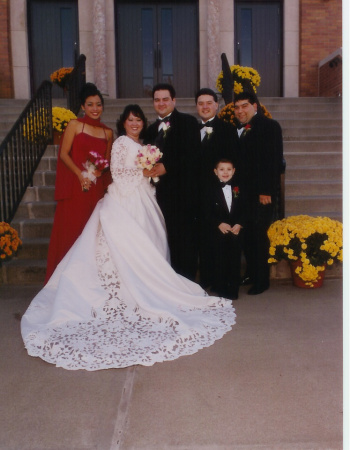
(135, 144, 163, 182)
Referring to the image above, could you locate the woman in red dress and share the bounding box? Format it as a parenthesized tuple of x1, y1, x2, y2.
(45, 83, 113, 283)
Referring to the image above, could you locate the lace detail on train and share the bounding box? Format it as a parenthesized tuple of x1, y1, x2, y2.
(23, 223, 236, 371)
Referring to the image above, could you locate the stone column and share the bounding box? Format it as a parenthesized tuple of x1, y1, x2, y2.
(207, 0, 220, 90)
(93, 0, 108, 94)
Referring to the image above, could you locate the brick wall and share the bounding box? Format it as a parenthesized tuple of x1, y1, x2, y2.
(0, 0, 13, 98)
(319, 54, 342, 97)
(300, 0, 342, 97)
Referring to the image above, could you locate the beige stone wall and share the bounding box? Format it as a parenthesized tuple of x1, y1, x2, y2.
(78, 0, 116, 98)
(10, 0, 30, 99)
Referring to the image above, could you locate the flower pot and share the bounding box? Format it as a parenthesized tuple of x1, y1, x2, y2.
(53, 130, 62, 145)
(289, 259, 326, 289)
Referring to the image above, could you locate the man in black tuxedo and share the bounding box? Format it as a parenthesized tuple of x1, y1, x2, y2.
(195, 88, 239, 288)
(144, 83, 200, 281)
(234, 91, 284, 295)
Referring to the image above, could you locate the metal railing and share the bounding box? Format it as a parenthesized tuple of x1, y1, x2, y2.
(66, 54, 86, 115)
(0, 81, 52, 223)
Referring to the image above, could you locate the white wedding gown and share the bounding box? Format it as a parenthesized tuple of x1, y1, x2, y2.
(21, 135, 236, 371)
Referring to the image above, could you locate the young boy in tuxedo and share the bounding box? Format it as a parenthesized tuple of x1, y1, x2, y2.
(204, 159, 244, 300)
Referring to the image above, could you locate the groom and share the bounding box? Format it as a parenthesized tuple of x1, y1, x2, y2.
(144, 83, 201, 281)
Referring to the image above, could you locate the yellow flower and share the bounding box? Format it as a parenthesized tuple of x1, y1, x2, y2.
(216, 64, 261, 95)
(52, 107, 77, 133)
(267, 215, 343, 285)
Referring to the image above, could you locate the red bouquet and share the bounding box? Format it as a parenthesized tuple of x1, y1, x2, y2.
(82, 151, 109, 188)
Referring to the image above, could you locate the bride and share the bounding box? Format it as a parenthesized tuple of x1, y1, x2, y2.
(21, 104, 236, 371)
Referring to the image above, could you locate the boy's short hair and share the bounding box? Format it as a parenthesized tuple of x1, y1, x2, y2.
(214, 158, 235, 169)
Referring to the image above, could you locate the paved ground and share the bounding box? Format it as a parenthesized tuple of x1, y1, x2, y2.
(0, 279, 343, 450)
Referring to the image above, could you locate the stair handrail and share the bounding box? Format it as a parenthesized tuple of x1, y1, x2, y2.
(66, 54, 86, 115)
(0, 80, 52, 223)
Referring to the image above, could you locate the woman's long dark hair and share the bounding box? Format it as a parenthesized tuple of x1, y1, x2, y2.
(116, 104, 148, 138)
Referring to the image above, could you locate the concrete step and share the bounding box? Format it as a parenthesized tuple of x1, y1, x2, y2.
(15, 201, 56, 219)
(0, 258, 46, 284)
(283, 133, 341, 141)
(11, 218, 53, 239)
(262, 111, 342, 120)
(22, 186, 55, 202)
(283, 141, 342, 152)
(37, 156, 58, 172)
(282, 127, 341, 137)
(16, 237, 49, 260)
(32, 170, 57, 187)
(284, 152, 342, 167)
(278, 118, 341, 128)
(285, 195, 342, 214)
(285, 180, 342, 196)
(285, 166, 341, 182)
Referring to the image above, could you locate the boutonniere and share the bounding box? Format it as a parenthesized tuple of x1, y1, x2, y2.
(233, 186, 239, 198)
(242, 124, 252, 136)
(204, 126, 213, 139)
(161, 121, 171, 138)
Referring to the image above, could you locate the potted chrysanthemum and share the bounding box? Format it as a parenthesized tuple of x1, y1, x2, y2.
(52, 107, 77, 144)
(50, 67, 73, 89)
(0, 222, 22, 263)
(267, 215, 343, 288)
(216, 64, 261, 95)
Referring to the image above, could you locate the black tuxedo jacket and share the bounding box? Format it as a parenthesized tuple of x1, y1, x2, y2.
(199, 116, 239, 209)
(236, 113, 284, 219)
(144, 108, 200, 219)
(204, 177, 244, 231)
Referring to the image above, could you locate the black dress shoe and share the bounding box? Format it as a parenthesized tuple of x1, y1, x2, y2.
(247, 285, 269, 295)
(240, 276, 252, 286)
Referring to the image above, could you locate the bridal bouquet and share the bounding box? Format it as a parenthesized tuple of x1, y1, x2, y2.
(135, 144, 163, 182)
(82, 151, 109, 190)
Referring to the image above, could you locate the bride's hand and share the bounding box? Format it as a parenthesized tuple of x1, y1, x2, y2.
(143, 168, 153, 177)
(93, 169, 102, 178)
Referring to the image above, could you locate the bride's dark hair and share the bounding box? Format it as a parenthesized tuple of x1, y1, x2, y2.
(79, 82, 104, 107)
(116, 104, 148, 138)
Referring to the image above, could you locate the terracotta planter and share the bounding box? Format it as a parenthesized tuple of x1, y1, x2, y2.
(289, 259, 326, 289)
(52, 130, 62, 145)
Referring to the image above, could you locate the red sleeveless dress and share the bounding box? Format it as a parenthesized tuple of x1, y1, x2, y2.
(45, 126, 111, 283)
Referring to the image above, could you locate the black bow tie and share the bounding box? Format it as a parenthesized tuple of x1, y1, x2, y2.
(200, 122, 211, 129)
(237, 123, 246, 130)
(220, 180, 233, 188)
(157, 116, 170, 124)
